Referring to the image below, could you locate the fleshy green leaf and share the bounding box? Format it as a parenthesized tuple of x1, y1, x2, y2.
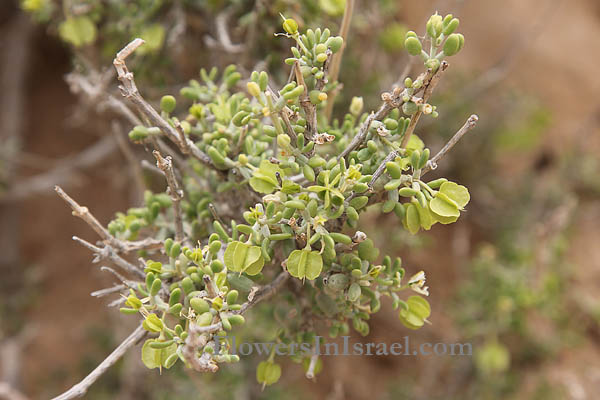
(406, 203, 420, 234)
(357, 239, 379, 262)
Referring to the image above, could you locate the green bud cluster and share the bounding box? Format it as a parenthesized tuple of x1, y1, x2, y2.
(404, 13, 465, 71)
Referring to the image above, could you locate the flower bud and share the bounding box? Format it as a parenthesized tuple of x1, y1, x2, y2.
(443, 18, 460, 35)
(326, 36, 344, 53)
(143, 314, 163, 333)
(160, 95, 176, 113)
(349, 96, 364, 116)
(404, 36, 422, 56)
(424, 58, 441, 71)
(282, 18, 298, 35)
(426, 13, 443, 38)
(258, 71, 268, 91)
(443, 33, 461, 56)
(246, 81, 261, 98)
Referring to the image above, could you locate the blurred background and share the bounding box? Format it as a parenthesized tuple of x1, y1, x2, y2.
(0, 0, 599, 399)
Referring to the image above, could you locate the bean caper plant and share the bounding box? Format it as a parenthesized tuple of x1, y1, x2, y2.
(54, 12, 477, 398)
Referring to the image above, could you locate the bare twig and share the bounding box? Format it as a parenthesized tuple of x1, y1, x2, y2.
(338, 62, 444, 160)
(51, 325, 146, 400)
(55, 186, 162, 253)
(152, 151, 185, 242)
(368, 150, 399, 189)
(367, 62, 456, 190)
(422, 114, 479, 175)
(204, 12, 244, 53)
(72, 236, 145, 279)
(305, 350, 319, 379)
(238, 271, 289, 314)
(293, 61, 317, 141)
(324, 0, 355, 121)
(91, 284, 127, 298)
(113, 39, 218, 170)
(400, 62, 448, 148)
(338, 87, 405, 160)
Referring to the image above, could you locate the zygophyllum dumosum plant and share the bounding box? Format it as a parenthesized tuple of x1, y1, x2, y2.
(54, 11, 477, 396)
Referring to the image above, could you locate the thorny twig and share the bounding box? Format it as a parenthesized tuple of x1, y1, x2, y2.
(152, 151, 185, 242)
(51, 325, 146, 400)
(113, 39, 218, 170)
(55, 185, 162, 253)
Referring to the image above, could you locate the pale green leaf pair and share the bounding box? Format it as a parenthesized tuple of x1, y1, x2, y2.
(398, 295, 431, 330)
(286, 249, 323, 280)
(249, 160, 284, 194)
(256, 360, 281, 387)
(141, 339, 177, 370)
(224, 241, 265, 275)
(429, 181, 470, 218)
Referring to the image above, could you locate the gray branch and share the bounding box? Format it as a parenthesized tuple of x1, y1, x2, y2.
(50, 325, 146, 400)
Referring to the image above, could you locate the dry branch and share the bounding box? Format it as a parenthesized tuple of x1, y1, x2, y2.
(51, 325, 146, 400)
(152, 151, 185, 242)
(113, 39, 217, 170)
(55, 185, 162, 253)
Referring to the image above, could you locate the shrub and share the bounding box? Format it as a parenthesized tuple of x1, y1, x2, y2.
(52, 10, 477, 399)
